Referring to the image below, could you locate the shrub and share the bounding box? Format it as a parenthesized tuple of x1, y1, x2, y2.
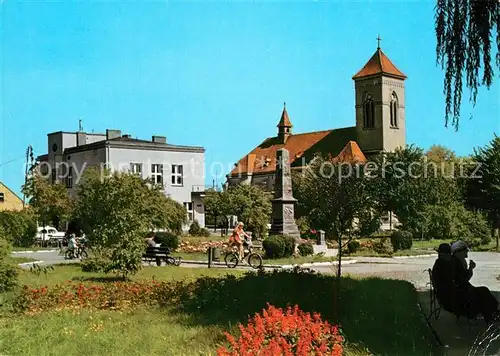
(155, 232, 179, 250)
(263, 236, 285, 259)
(217, 304, 343, 356)
(372, 238, 393, 255)
(282, 235, 296, 257)
(296, 217, 310, 233)
(391, 231, 413, 252)
(0, 211, 37, 247)
(199, 228, 211, 237)
(298, 243, 314, 256)
(0, 231, 18, 292)
(189, 221, 201, 236)
(347, 240, 361, 254)
(81, 256, 110, 273)
(0, 263, 19, 293)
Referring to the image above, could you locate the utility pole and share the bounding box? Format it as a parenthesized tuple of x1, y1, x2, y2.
(23, 145, 33, 208)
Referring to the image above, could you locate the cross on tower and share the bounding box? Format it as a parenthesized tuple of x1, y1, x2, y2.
(376, 34, 382, 49)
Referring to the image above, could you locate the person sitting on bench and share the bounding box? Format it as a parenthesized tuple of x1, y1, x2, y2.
(432, 243, 463, 314)
(450, 240, 500, 325)
(144, 232, 157, 248)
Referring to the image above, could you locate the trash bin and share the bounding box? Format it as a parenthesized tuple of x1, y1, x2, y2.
(212, 247, 221, 262)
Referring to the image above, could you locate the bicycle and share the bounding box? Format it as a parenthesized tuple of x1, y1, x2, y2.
(224, 243, 263, 269)
(64, 244, 88, 260)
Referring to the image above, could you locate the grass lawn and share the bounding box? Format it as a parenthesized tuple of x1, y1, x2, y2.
(0, 264, 441, 356)
(5, 256, 37, 264)
(412, 239, 499, 252)
(0, 307, 225, 356)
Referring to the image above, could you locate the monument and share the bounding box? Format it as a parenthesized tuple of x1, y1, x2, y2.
(269, 148, 301, 239)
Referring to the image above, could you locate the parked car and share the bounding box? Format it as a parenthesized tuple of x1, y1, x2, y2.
(36, 226, 66, 246)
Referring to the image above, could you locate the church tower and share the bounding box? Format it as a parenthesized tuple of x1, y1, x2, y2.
(352, 38, 407, 158)
(277, 102, 292, 144)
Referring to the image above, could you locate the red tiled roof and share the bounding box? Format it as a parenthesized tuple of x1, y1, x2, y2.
(331, 141, 367, 164)
(230, 130, 333, 176)
(352, 48, 406, 80)
(229, 127, 363, 177)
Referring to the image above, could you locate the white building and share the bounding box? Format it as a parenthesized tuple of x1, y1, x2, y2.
(37, 129, 206, 228)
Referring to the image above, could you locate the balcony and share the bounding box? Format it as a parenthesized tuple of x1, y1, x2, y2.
(192, 185, 205, 193)
(192, 185, 221, 195)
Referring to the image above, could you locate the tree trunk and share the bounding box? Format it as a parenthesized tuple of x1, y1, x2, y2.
(389, 211, 393, 231)
(495, 227, 499, 252)
(335, 228, 342, 325)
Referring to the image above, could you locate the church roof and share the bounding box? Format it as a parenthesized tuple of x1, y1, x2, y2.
(229, 126, 359, 176)
(352, 48, 407, 80)
(331, 141, 367, 164)
(277, 104, 293, 128)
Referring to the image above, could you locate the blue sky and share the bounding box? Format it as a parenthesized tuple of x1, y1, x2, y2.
(1, 2, 499, 195)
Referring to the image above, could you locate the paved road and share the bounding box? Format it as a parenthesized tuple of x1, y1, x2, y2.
(313, 253, 500, 292)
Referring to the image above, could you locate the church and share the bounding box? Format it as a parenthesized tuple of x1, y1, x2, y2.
(226, 42, 407, 191)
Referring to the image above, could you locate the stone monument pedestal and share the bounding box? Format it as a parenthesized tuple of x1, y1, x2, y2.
(269, 148, 301, 241)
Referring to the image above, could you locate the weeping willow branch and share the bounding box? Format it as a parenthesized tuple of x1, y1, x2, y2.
(435, 0, 499, 130)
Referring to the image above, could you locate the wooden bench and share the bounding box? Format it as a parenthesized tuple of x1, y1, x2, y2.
(142, 246, 179, 266)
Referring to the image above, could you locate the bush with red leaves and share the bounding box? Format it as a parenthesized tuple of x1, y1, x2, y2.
(217, 304, 344, 356)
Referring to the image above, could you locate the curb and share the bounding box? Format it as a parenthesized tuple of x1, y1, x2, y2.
(18, 260, 44, 267)
(179, 259, 359, 269)
(12, 250, 58, 254)
(393, 254, 437, 259)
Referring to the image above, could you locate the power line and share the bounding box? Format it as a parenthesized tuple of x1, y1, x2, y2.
(0, 155, 24, 168)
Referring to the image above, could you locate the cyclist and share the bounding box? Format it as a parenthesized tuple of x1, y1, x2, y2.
(229, 222, 250, 262)
(67, 233, 77, 259)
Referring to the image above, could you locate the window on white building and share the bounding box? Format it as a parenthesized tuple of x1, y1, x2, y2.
(171, 165, 183, 186)
(151, 164, 163, 185)
(184, 202, 193, 221)
(0, 193, 4, 203)
(130, 163, 142, 176)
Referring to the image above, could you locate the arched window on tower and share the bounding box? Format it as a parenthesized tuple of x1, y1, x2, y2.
(390, 92, 399, 128)
(363, 94, 375, 129)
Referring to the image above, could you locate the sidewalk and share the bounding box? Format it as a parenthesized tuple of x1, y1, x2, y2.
(418, 290, 500, 355)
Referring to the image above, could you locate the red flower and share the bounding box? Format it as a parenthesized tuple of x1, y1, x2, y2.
(217, 304, 343, 356)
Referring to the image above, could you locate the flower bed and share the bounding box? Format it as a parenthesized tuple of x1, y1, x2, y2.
(14, 280, 181, 314)
(217, 304, 344, 356)
(177, 240, 228, 253)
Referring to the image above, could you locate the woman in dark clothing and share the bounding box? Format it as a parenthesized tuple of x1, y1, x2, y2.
(432, 243, 457, 313)
(450, 240, 499, 325)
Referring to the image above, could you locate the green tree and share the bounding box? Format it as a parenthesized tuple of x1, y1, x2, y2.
(294, 157, 372, 276)
(73, 169, 186, 277)
(435, 0, 499, 130)
(226, 184, 272, 239)
(370, 146, 461, 235)
(467, 135, 500, 250)
(0, 210, 38, 247)
(204, 189, 234, 234)
(22, 173, 72, 229)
